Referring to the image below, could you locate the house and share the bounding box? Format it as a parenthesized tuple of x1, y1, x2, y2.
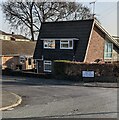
(33, 19, 119, 73)
(112, 36, 119, 62)
(0, 30, 31, 41)
(10, 34, 31, 41)
(0, 30, 12, 41)
(1, 40, 36, 70)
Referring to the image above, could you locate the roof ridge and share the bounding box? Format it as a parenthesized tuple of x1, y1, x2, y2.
(42, 19, 94, 24)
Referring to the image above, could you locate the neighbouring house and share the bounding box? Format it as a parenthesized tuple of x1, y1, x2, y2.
(112, 36, 119, 62)
(1, 40, 36, 70)
(0, 30, 11, 41)
(33, 19, 119, 73)
(0, 30, 31, 41)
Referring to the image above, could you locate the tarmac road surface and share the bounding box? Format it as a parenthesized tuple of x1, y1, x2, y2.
(2, 76, 118, 119)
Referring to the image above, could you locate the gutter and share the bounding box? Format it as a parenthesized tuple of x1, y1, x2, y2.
(1, 54, 20, 57)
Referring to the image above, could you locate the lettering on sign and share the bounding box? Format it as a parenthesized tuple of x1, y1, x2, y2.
(82, 71, 95, 78)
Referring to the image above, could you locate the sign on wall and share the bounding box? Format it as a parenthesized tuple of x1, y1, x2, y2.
(82, 71, 95, 78)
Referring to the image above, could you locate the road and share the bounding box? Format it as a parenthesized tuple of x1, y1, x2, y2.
(2, 76, 117, 119)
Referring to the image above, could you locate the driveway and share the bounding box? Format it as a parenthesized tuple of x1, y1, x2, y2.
(2, 76, 117, 119)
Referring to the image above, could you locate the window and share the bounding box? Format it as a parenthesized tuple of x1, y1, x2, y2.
(44, 60, 52, 72)
(3, 36, 6, 40)
(28, 58, 32, 65)
(33, 59, 37, 64)
(104, 41, 113, 59)
(60, 40, 73, 49)
(44, 40, 55, 49)
(19, 56, 25, 64)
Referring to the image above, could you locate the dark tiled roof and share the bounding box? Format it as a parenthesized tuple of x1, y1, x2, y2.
(1, 40, 36, 56)
(39, 19, 94, 39)
(34, 19, 94, 61)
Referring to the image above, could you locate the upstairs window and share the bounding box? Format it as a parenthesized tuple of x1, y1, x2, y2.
(44, 40, 55, 49)
(60, 40, 73, 49)
(104, 41, 113, 59)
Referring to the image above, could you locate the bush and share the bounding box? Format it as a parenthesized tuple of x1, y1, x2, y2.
(4, 68, 13, 72)
(53, 61, 119, 82)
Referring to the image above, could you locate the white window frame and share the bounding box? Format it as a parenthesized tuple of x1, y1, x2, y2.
(104, 41, 113, 59)
(44, 40, 55, 49)
(44, 60, 52, 72)
(60, 40, 73, 49)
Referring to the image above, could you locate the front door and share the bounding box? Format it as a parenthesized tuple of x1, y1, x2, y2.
(37, 60, 43, 73)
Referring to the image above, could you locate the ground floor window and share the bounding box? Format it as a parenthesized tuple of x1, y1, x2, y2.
(44, 60, 52, 72)
(28, 58, 32, 65)
(19, 56, 25, 64)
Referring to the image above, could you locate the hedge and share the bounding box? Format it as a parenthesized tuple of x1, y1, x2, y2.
(53, 61, 119, 82)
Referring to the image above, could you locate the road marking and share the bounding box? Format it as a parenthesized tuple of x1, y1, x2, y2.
(0, 92, 22, 111)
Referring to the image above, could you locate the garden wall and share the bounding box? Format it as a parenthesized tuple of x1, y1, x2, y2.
(2, 68, 52, 79)
(53, 61, 119, 82)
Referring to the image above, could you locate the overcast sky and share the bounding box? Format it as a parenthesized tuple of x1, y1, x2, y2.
(0, 0, 118, 36)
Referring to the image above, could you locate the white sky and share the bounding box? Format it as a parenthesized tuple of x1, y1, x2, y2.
(0, 0, 118, 36)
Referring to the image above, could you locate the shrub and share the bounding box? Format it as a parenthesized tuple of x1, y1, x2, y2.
(53, 61, 119, 82)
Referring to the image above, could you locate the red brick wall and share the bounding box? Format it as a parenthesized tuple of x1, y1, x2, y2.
(85, 25, 105, 63)
(2, 56, 35, 70)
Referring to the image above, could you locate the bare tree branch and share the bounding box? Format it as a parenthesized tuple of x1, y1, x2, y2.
(1, 1, 93, 41)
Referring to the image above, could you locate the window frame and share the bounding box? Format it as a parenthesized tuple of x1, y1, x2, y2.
(104, 41, 113, 59)
(60, 40, 73, 49)
(44, 40, 55, 49)
(44, 60, 52, 72)
(19, 56, 26, 64)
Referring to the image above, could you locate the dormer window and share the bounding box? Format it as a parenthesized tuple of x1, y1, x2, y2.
(60, 40, 73, 49)
(44, 40, 55, 49)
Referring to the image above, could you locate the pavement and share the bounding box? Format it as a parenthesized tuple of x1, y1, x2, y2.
(1, 75, 118, 111)
(2, 75, 119, 88)
(82, 82, 118, 88)
(1, 91, 22, 111)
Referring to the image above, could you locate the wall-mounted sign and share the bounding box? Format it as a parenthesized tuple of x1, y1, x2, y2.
(82, 71, 95, 78)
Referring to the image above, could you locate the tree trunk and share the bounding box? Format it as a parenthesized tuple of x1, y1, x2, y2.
(30, 27, 34, 41)
(30, 2, 34, 41)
